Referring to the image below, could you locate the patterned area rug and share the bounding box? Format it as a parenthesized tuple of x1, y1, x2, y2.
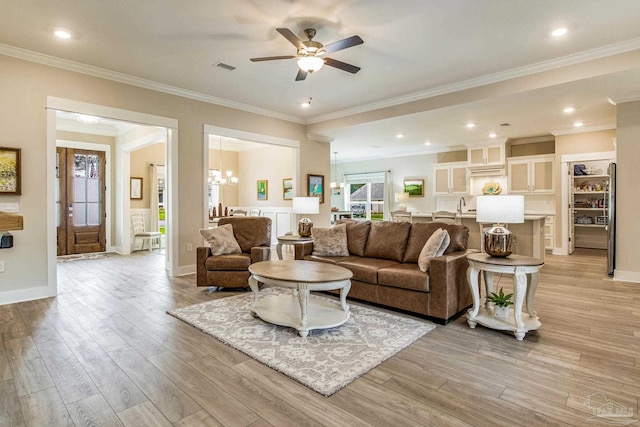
(168, 288, 435, 396)
(57, 253, 108, 262)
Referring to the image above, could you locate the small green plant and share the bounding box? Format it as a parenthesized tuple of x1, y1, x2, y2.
(488, 288, 513, 308)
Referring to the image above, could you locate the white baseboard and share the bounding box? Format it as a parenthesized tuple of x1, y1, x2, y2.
(612, 270, 640, 283)
(0, 286, 55, 306)
(176, 264, 196, 276)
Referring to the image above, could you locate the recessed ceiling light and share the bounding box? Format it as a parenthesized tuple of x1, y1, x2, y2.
(466, 123, 475, 129)
(424, 141, 431, 146)
(574, 122, 583, 127)
(489, 133, 497, 138)
(551, 27, 567, 37)
(54, 29, 72, 39)
(563, 107, 575, 113)
(300, 102, 310, 108)
(396, 133, 404, 138)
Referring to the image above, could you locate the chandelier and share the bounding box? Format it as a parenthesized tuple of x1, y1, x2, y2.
(210, 137, 238, 186)
(329, 151, 344, 190)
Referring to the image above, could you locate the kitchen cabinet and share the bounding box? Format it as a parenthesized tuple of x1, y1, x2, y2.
(433, 163, 468, 195)
(508, 155, 554, 194)
(468, 144, 504, 167)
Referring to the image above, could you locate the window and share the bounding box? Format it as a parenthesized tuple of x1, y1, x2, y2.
(345, 172, 386, 221)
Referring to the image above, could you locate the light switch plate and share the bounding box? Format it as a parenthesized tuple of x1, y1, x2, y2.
(0, 261, 5, 272)
(0, 203, 19, 212)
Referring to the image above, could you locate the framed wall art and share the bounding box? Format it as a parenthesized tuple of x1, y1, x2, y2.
(257, 179, 268, 200)
(282, 178, 293, 200)
(307, 174, 324, 204)
(130, 177, 143, 199)
(0, 147, 21, 195)
(403, 178, 424, 197)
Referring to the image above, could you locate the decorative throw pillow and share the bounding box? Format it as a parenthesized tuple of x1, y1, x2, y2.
(417, 228, 450, 272)
(312, 223, 349, 257)
(200, 224, 242, 256)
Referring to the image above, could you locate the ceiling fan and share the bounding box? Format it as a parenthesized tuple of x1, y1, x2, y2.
(250, 28, 364, 81)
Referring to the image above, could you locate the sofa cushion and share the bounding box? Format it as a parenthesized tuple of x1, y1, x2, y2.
(200, 225, 242, 256)
(363, 221, 411, 262)
(311, 224, 349, 256)
(218, 217, 271, 253)
(336, 219, 371, 256)
(403, 222, 469, 262)
(378, 263, 430, 292)
(337, 258, 400, 284)
(205, 252, 251, 270)
(418, 229, 450, 272)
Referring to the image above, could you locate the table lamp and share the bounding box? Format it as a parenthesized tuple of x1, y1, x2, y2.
(292, 197, 320, 237)
(476, 195, 524, 257)
(394, 192, 409, 211)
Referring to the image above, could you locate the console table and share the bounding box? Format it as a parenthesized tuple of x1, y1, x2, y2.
(466, 253, 544, 340)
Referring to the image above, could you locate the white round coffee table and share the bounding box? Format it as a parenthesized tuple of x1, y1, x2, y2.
(248, 260, 353, 337)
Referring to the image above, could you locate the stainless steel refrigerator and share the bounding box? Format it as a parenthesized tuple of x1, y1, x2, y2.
(607, 162, 616, 276)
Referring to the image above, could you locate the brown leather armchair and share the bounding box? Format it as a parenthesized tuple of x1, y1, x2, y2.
(196, 217, 272, 288)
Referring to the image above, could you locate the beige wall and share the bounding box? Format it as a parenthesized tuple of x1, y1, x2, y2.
(615, 100, 640, 280)
(0, 54, 327, 301)
(553, 129, 616, 248)
(437, 150, 467, 163)
(238, 145, 295, 208)
(130, 143, 165, 209)
(510, 141, 555, 157)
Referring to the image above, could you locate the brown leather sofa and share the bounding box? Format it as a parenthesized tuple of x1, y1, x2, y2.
(294, 219, 473, 323)
(197, 217, 271, 288)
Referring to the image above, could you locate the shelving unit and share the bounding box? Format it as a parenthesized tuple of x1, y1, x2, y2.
(570, 165, 609, 252)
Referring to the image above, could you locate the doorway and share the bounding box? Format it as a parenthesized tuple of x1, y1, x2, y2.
(56, 147, 106, 255)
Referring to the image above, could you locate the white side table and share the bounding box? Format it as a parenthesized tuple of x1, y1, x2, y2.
(275, 235, 313, 260)
(466, 253, 544, 340)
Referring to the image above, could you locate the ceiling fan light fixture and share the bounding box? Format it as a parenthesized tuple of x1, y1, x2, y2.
(297, 56, 324, 73)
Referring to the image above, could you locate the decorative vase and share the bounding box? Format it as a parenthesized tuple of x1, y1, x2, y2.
(493, 305, 510, 320)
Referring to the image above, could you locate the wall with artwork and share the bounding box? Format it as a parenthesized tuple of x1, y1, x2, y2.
(237, 144, 295, 208)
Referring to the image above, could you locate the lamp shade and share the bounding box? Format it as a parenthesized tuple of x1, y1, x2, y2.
(476, 195, 524, 224)
(292, 197, 319, 214)
(394, 192, 409, 203)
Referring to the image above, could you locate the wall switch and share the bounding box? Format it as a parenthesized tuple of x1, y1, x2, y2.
(0, 261, 4, 272)
(186, 243, 193, 252)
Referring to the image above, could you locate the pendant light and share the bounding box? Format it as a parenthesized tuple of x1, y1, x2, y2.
(329, 152, 344, 190)
(211, 137, 238, 186)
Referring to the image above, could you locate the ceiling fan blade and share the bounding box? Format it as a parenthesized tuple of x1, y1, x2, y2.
(250, 55, 297, 62)
(295, 69, 308, 81)
(276, 28, 305, 50)
(324, 58, 361, 74)
(324, 35, 364, 53)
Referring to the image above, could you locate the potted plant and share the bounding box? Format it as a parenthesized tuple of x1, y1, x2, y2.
(488, 288, 513, 320)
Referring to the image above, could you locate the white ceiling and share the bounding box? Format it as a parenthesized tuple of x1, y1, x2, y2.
(3, 0, 639, 160)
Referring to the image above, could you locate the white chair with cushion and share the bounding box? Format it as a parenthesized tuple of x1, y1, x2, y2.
(231, 209, 247, 216)
(132, 211, 162, 252)
(432, 211, 458, 224)
(390, 210, 413, 223)
(249, 209, 261, 216)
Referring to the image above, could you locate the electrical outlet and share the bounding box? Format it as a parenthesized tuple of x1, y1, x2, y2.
(0, 261, 5, 272)
(186, 243, 193, 252)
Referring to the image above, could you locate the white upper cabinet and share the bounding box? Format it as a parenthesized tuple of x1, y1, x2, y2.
(433, 162, 469, 195)
(508, 154, 555, 194)
(468, 144, 505, 167)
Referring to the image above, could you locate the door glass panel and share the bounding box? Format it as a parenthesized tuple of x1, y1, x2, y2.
(73, 202, 86, 226)
(74, 155, 87, 177)
(87, 179, 99, 202)
(74, 179, 87, 202)
(87, 203, 100, 226)
(88, 155, 99, 178)
(370, 182, 384, 221)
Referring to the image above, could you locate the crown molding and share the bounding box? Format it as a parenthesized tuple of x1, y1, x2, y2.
(307, 37, 640, 124)
(306, 133, 335, 143)
(0, 43, 305, 125)
(550, 123, 615, 136)
(607, 90, 640, 105)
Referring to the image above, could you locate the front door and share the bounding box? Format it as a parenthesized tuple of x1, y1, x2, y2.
(56, 147, 106, 255)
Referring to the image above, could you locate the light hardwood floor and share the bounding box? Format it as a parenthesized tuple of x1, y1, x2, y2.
(1, 248, 638, 426)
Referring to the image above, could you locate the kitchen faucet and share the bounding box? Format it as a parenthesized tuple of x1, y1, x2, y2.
(457, 197, 466, 214)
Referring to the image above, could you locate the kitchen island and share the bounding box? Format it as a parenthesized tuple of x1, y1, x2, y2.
(412, 212, 546, 260)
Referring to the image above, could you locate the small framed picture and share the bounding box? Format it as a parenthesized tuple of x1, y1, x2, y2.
(130, 177, 143, 200)
(0, 147, 21, 195)
(403, 178, 424, 197)
(257, 179, 268, 200)
(307, 174, 324, 204)
(282, 178, 293, 200)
